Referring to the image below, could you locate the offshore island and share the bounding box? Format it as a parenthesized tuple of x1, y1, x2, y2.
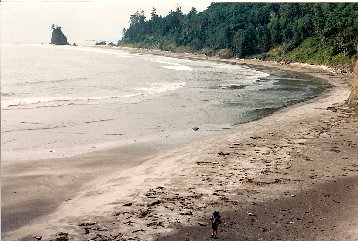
(2, 3, 358, 241)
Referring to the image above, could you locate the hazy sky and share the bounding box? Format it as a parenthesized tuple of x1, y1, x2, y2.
(1, 0, 212, 43)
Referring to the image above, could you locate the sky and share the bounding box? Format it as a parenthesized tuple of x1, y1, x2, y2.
(0, 0, 212, 43)
(2, 0, 348, 43)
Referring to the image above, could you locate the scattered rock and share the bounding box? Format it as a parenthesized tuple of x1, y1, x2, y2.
(179, 211, 193, 215)
(78, 221, 96, 226)
(330, 148, 340, 153)
(220, 196, 230, 202)
(246, 178, 282, 185)
(132, 229, 145, 233)
(95, 41, 106, 45)
(56, 232, 69, 241)
(124, 221, 134, 226)
(147, 221, 164, 227)
(139, 209, 150, 218)
(198, 222, 208, 226)
(327, 106, 338, 112)
(192, 127, 199, 131)
(148, 200, 162, 207)
(123, 202, 132, 206)
(218, 151, 230, 156)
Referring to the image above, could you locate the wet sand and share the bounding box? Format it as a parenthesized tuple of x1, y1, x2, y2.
(2, 51, 357, 240)
(1, 143, 156, 234)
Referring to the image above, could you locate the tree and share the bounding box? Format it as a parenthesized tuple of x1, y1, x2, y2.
(120, 3, 358, 64)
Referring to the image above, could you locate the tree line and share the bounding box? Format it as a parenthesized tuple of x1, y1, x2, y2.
(120, 3, 358, 66)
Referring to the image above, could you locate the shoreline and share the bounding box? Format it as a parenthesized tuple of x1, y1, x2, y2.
(2, 49, 357, 240)
(112, 45, 352, 75)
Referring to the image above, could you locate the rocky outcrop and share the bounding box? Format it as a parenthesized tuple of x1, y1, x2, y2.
(95, 41, 106, 46)
(51, 25, 69, 45)
(346, 61, 358, 108)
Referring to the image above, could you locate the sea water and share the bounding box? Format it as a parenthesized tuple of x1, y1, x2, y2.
(1, 42, 328, 161)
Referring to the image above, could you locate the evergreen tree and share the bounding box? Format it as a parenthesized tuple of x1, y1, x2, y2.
(120, 3, 358, 66)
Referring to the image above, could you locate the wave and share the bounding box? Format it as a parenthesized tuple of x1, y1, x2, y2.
(14, 77, 89, 86)
(162, 65, 193, 71)
(24, 43, 133, 58)
(241, 72, 270, 82)
(3, 118, 114, 133)
(220, 84, 247, 90)
(246, 106, 282, 120)
(1, 96, 122, 109)
(134, 82, 186, 95)
(1, 92, 15, 97)
(68, 46, 133, 58)
(152, 59, 179, 65)
(206, 63, 270, 80)
(151, 59, 193, 71)
(2, 82, 186, 110)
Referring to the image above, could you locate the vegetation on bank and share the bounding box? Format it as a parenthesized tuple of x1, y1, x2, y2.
(119, 3, 358, 70)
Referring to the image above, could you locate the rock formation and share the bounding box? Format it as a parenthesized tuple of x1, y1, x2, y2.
(346, 61, 358, 108)
(51, 24, 69, 45)
(95, 41, 106, 46)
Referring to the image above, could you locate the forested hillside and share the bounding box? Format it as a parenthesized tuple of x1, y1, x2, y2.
(120, 3, 358, 69)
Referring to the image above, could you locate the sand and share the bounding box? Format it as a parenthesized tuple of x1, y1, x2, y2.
(2, 49, 357, 241)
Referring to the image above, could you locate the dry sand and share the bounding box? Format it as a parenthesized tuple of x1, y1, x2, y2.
(2, 49, 357, 241)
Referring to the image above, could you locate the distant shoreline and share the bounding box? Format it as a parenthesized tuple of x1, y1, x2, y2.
(99, 44, 354, 76)
(99, 45, 353, 84)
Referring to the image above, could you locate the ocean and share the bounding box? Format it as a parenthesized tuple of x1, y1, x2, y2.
(1, 42, 328, 161)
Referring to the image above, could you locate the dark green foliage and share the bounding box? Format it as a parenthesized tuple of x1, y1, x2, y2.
(120, 3, 358, 66)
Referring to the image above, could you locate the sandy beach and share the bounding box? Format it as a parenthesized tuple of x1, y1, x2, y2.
(2, 49, 357, 241)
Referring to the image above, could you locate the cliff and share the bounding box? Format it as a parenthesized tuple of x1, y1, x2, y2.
(346, 61, 358, 108)
(51, 25, 69, 45)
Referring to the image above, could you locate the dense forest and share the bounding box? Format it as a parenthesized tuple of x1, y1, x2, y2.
(120, 3, 358, 68)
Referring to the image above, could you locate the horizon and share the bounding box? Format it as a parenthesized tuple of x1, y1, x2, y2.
(1, 0, 212, 43)
(2, 1, 356, 44)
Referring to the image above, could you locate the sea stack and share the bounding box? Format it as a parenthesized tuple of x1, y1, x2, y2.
(50, 24, 69, 45)
(346, 61, 358, 108)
